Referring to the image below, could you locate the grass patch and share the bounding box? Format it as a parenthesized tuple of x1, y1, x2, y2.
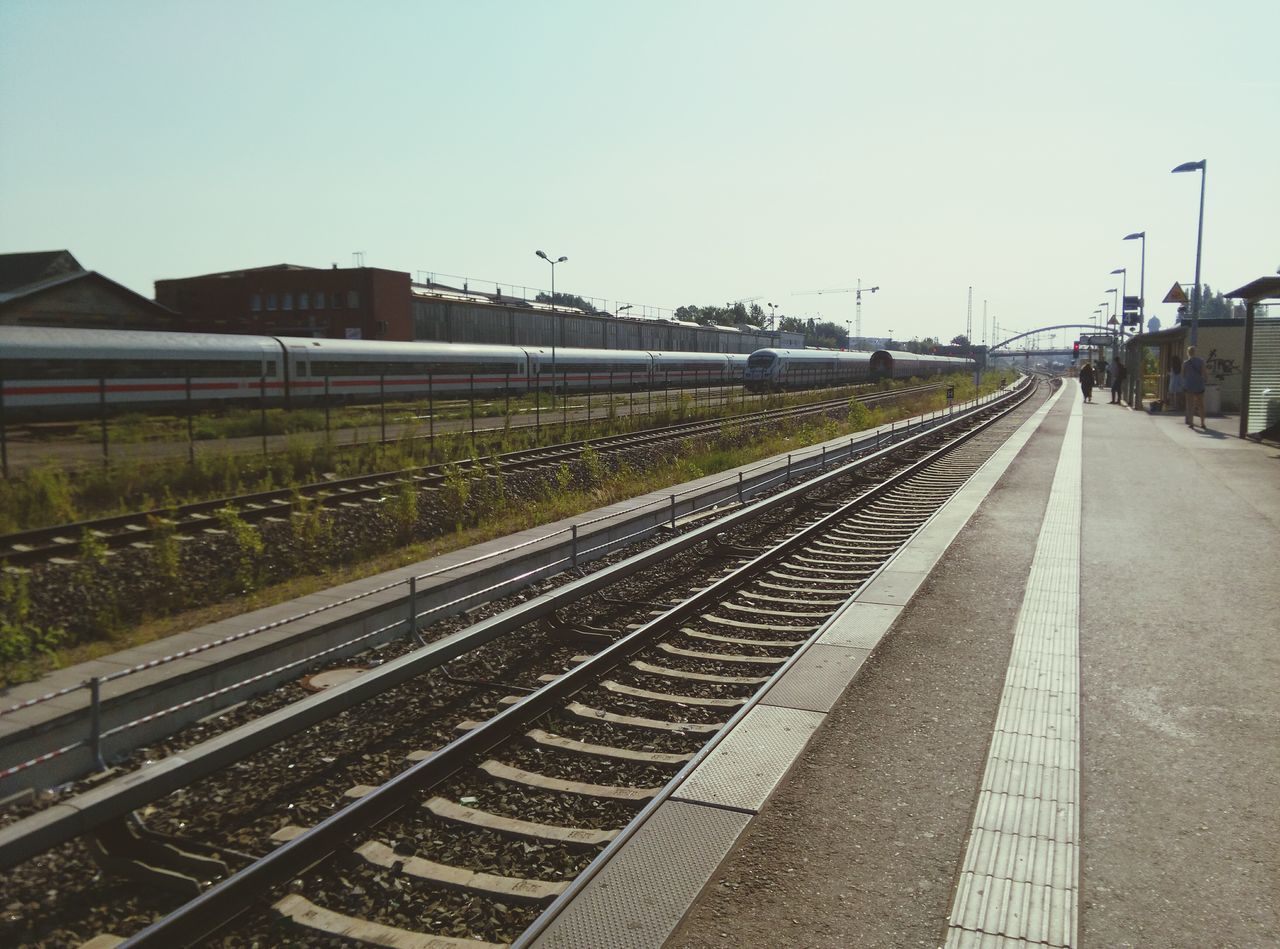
(6, 371, 1007, 684)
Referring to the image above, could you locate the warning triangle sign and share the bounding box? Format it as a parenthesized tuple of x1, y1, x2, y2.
(1107, 316, 1118, 325)
(1163, 282, 1189, 304)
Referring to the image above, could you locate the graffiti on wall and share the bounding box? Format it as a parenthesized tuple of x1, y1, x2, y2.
(1205, 348, 1238, 382)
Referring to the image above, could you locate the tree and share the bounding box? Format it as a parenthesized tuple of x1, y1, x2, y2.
(536, 291, 597, 313)
(1177, 285, 1242, 321)
(951, 334, 970, 348)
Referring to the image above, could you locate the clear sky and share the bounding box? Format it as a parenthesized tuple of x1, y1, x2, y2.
(2, 0, 1275, 345)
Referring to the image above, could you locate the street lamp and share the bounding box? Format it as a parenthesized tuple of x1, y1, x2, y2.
(767, 302, 777, 329)
(1171, 160, 1206, 345)
(1123, 231, 1146, 331)
(535, 249, 568, 397)
(1109, 268, 1127, 329)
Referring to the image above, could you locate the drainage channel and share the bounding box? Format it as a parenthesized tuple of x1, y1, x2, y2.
(86, 379, 1044, 948)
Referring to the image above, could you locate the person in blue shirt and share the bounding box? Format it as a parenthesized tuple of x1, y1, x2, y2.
(1181, 345, 1207, 429)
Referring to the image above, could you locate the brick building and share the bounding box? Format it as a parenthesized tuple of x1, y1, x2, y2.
(154, 264, 412, 340)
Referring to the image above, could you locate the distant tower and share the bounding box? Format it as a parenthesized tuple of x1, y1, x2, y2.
(982, 300, 988, 346)
(966, 287, 973, 345)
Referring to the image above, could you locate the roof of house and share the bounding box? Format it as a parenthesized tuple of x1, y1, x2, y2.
(0, 250, 84, 293)
(0, 269, 178, 318)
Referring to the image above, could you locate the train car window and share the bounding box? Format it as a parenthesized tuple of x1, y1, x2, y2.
(747, 353, 775, 368)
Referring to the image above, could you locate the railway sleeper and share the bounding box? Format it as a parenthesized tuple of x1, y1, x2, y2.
(88, 814, 228, 898)
(601, 679, 746, 709)
(566, 700, 723, 733)
(629, 659, 769, 686)
(478, 759, 660, 801)
(275, 893, 504, 949)
(720, 599, 832, 619)
(681, 628, 804, 649)
(424, 796, 618, 847)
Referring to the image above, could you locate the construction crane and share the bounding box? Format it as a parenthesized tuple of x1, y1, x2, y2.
(792, 280, 880, 348)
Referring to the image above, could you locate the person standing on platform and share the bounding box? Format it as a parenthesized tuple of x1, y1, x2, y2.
(1110, 356, 1127, 404)
(1079, 361, 1095, 403)
(1182, 346, 1207, 428)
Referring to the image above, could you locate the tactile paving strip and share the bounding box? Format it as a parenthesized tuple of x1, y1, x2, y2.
(946, 397, 1082, 949)
(671, 704, 825, 812)
(530, 800, 750, 949)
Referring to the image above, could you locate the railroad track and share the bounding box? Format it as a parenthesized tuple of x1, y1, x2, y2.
(0, 377, 1042, 948)
(1, 383, 940, 567)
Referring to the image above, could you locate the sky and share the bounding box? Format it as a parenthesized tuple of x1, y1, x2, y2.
(1, 0, 1276, 346)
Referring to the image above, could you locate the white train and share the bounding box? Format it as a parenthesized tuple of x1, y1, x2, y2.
(743, 348, 974, 392)
(0, 327, 750, 422)
(0, 327, 977, 423)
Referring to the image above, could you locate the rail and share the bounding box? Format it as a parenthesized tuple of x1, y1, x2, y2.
(0, 380, 1027, 787)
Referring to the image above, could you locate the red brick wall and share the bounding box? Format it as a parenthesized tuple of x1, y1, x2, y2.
(155, 267, 413, 340)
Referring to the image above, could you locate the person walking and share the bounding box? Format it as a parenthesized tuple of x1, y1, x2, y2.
(1110, 356, 1127, 404)
(1079, 361, 1095, 403)
(1182, 345, 1207, 428)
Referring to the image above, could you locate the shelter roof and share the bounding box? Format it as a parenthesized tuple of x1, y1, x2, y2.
(1224, 276, 1280, 302)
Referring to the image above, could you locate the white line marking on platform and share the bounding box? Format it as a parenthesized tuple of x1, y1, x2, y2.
(946, 393, 1082, 949)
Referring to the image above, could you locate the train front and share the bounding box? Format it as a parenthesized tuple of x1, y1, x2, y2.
(744, 349, 780, 392)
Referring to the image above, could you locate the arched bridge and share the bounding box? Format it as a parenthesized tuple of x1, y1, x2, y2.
(988, 324, 1115, 353)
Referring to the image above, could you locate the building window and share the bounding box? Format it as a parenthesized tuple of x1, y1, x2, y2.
(331, 292, 342, 309)
(251, 294, 262, 311)
(267, 294, 278, 311)
(315, 291, 326, 309)
(347, 290, 360, 308)
(283, 293, 294, 310)
(299, 292, 309, 310)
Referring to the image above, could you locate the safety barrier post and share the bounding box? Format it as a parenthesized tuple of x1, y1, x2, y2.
(737, 471, 744, 503)
(89, 677, 105, 771)
(186, 377, 195, 465)
(408, 575, 425, 646)
(260, 375, 268, 457)
(99, 377, 109, 468)
(571, 524, 579, 569)
(670, 494, 676, 528)
(787, 453, 792, 479)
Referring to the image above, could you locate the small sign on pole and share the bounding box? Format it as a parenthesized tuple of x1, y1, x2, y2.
(1162, 283, 1188, 305)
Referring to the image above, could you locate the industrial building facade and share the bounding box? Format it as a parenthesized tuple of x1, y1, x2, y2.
(155, 263, 796, 353)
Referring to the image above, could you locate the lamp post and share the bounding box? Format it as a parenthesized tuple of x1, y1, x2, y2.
(1171, 160, 1206, 345)
(1106, 287, 1119, 353)
(1123, 231, 1146, 331)
(768, 302, 778, 330)
(535, 249, 568, 398)
(1109, 268, 1127, 333)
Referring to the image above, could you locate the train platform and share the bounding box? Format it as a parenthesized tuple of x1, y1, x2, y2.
(531, 384, 1280, 948)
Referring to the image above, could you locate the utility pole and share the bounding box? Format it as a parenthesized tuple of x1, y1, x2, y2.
(982, 300, 988, 347)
